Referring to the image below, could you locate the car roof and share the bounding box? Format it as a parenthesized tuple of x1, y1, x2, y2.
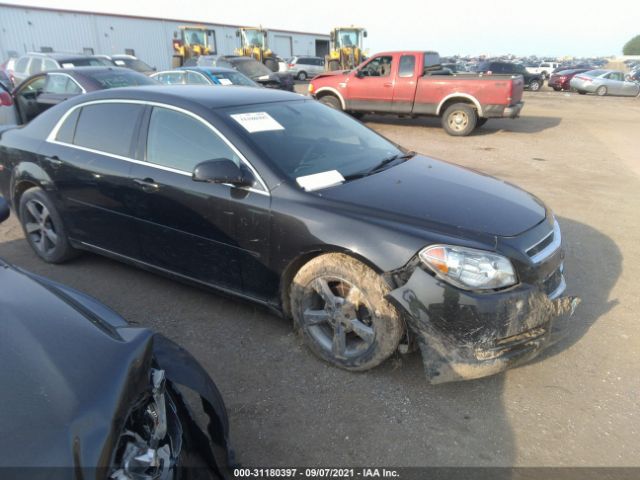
(72, 84, 301, 109)
(25, 52, 106, 62)
(177, 66, 238, 73)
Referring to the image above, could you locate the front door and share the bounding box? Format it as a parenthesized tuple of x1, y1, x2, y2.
(346, 55, 396, 112)
(392, 54, 419, 113)
(129, 105, 271, 294)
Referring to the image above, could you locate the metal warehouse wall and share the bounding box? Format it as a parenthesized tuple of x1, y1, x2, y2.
(0, 4, 329, 69)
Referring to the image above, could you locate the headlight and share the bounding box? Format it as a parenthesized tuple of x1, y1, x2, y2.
(419, 245, 517, 290)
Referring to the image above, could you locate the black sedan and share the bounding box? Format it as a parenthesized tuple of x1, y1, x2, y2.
(0, 196, 231, 477)
(0, 86, 579, 384)
(5, 67, 156, 124)
(184, 55, 294, 91)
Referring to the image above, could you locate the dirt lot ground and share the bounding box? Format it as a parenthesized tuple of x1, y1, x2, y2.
(1, 87, 639, 467)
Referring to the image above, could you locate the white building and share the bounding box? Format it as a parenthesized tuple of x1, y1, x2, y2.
(0, 3, 330, 69)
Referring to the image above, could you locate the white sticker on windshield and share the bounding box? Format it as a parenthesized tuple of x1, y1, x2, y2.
(231, 112, 284, 133)
(61, 63, 74, 69)
(296, 170, 345, 191)
(218, 78, 233, 85)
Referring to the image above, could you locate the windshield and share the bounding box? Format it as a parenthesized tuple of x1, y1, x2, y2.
(83, 70, 157, 88)
(114, 58, 153, 72)
(233, 59, 272, 78)
(184, 29, 206, 46)
(336, 30, 361, 48)
(242, 29, 266, 48)
(210, 71, 257, 86)
(223, 100, 403, 184)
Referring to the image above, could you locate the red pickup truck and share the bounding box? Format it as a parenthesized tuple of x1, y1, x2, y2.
(309, 51, 525, 136)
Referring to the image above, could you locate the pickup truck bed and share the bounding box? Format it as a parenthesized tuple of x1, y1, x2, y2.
(309, 50, 525, 136)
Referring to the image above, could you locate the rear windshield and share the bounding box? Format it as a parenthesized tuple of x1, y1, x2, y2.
(113, 58, 153, 72)
(233, 60, 272, 78)
(61, 58, 115, 68)
(82, 69, 156, 88)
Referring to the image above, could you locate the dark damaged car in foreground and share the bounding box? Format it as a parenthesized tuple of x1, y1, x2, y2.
(0, 86, 579, 384)
(0, 197, 232, 478)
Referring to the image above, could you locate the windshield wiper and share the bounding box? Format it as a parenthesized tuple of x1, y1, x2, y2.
(344, 151, 416, 181)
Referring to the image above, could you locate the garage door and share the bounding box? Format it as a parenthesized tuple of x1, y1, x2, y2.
(273, 35, 292, 58)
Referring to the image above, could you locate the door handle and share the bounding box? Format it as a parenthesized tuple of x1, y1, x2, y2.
(45, 155, 63, 169)
(383, 82, 393, 87)
(133, 178, 160, 193)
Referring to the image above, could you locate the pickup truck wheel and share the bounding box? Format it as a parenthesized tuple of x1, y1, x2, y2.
(442, 103, 477, 136)
(529, 80, 541, 91)
(297, 71, 308, 81)
(596, 86, 608, 96)
(290, 253, 404, 371)
(318, 94, 342, 110)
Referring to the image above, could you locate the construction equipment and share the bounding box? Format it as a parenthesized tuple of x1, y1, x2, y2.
(172, 26, 214, 67)
(235, 27, 279, 72)
(325, 26, 367, 71)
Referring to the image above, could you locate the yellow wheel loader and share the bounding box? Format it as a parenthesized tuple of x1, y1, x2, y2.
(325, 27, 368, 71)
(235, 27, 279, 72)
(171, 26, 214, 67)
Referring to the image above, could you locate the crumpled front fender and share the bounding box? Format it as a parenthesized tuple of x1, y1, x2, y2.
(389, 267, 580, 384)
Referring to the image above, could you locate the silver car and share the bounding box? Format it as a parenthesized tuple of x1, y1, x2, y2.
(570, 69, 640, 97)
(285, 56, 325, 80)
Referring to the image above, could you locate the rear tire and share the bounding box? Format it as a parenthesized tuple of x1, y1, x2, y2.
(297, 71, 308, 81)
(290, 253, 404, 371)
(529, 80, 541, 91)
(596, 86, 607, 96)
(19, 187, 78, 263)
(318, 94, 342, 110)
(441, 103, 477, 136)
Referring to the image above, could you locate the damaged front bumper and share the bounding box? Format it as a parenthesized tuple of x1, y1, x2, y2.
(389, 266, 579, 384)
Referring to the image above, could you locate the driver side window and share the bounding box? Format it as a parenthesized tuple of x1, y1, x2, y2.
(19, 76, 46, 95)
(360, 56, 393, 77)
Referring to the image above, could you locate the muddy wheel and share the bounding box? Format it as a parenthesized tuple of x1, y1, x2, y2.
(290, 253, 404, 371)
(19, 187, 78, 263)
(441, 103, 477, 136)
(596, 85, 607, 96)
(318, 94, 342, 110)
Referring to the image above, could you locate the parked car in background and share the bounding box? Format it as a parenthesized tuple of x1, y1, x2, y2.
(184, 55, 295, 91)
(526, 61, 560, 79)
(570, 69, 640, 96)
(11, 52, 116, 86)
(286, 56, 325, 80)
(152, 66, 258, 87)
(0, 86, 578, 384)
(103, 54, 156, 75)
(1, 67, 156, 125)
(475, 61, 544, 91)
(0, 70, 11, 90)
(0, 196, 232, 477)
(547, 68, 590, 91)
(626, 69, 640, 82)
(310, 51, 525, 136)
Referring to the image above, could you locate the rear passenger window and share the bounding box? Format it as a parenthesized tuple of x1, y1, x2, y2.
(43, 59, 58, 71)
(15, 57, 29, 73)
(146, 107, 240, 172)
(55, 108, 80, 144)
(29, 58, 43, 74)
(73, 103, 144, 157)
(399, 55, 416, 77)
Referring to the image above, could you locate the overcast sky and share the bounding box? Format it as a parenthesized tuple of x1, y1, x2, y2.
(8, 0, 640, 57)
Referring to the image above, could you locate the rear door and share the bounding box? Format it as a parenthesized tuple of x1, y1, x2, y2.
(42, 101, 145, 258)
(346, 54, 396, 111)
(391, 53, 419, 113)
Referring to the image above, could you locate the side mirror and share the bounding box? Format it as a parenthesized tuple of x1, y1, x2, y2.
(192, 159, 253, 187)
(0, 196, 10, 224)
(355, 70, 365, 78)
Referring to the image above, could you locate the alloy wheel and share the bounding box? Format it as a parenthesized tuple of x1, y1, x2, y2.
(301, 276, 376, 360)
(23, 199, 58, 254)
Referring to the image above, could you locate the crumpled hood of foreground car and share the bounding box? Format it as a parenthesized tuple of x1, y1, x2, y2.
(319, 155, 547, 238)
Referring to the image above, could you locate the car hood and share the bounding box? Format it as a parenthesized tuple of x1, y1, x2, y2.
(318, 155, 546, 238)
(311, 70, 350, 81)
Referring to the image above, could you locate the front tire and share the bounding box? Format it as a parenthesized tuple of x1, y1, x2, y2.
(290, 253, 404, 371)
(19, 187, 78, 263)
(596, 86, 608, 96)
(441, 103, 477, 136)
(297, 71, 308, 81)
(318, 94, 342, 110)
(529, 80, 541, 91)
